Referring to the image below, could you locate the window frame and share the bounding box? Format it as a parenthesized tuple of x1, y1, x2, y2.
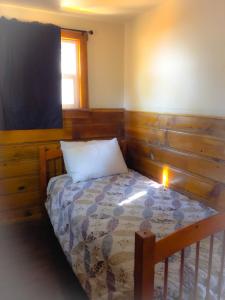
(61, 29, 89, 109)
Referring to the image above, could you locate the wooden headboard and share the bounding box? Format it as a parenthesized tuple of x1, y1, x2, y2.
(39, 139, 127, 201)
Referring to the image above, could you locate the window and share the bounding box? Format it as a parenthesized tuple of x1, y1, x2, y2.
(61, 29, 88, 109)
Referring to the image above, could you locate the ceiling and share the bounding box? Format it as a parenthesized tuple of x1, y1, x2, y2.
(1, 0, 160, 17)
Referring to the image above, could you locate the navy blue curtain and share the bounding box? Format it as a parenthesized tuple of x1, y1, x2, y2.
(0, 17, 62, 130)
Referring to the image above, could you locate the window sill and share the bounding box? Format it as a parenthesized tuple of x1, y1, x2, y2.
(63, 106, 89, 110)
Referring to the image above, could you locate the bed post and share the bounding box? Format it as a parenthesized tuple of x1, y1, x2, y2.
(134, 231, 156, 300)
(39, 146, 47, 202)
(120, 139, 127, 160)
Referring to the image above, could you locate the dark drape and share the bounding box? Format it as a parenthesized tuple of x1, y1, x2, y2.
(0, 17, 62, 130)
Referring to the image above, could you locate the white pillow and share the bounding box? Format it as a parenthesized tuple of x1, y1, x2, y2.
(60, 139, 109, 173)
(60, 138, 128, 182)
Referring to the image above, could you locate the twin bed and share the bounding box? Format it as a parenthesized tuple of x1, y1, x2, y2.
(40, 140, 225, 300)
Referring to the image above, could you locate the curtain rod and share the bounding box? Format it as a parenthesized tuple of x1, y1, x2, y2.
(61, 27, 94, 35)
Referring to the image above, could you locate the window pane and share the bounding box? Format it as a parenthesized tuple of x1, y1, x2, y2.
(61, 40, 77, 75)
(62, 78, 75, 105)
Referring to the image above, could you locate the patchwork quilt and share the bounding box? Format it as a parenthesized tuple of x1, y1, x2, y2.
(46, 170, 225, 299)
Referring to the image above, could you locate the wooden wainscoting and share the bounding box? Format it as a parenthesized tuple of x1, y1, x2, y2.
(125, 111, 225, 211)
(0, 109, 124, 224)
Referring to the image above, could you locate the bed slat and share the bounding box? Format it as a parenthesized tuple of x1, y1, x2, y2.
(179, 249, 185, 300)
(61, 158, 65, 174)
(193, 241, 200, 300)
(206, 235, 214, 299)
(163, 258, 169, 300)
(53, 160, 56, 176)
(217, 231, 225, 300)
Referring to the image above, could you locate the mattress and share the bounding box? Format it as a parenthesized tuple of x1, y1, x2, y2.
(46, 170, 225, 300)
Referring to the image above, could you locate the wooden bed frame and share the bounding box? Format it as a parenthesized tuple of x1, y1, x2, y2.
(39, 141, 225, 300)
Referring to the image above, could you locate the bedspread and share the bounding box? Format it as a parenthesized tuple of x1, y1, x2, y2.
(46, 170, 225, 300)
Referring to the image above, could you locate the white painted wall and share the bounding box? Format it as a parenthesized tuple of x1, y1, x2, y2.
(124, 0, 225, 116)
(0, 4, 125, 108)
(2, 1, 225, 116)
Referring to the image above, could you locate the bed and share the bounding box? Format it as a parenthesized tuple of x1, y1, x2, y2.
(39, 141, 225, 300)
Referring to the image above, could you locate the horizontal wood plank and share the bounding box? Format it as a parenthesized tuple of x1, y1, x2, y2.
(0, 142, 59, 162)
(63, 108, 124, 119)
(0, 205, 44, 224)
(127, 140, 225, 184)
(126, 124, 225, 161)
(167, 131, 225, 161)
(126, 126, 165, 145)
(129, 154, 225, 211)
(0, 191, 41, 212)
(0, 160, 39, 180)
(126, 111, 225, 138)
(0, 176, 39, 196)
(0, 128, 72, 145)
(73, 123, 124, 139)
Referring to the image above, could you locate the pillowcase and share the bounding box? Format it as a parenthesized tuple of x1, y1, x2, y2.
(60, 138, 128, 182)
(60, 140, 88, 174)
(60, 139, 110, 173)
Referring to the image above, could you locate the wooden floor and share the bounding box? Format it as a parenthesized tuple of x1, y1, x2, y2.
(0, 219, 88, 300)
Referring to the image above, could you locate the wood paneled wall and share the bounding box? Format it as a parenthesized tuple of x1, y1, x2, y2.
(0, 109, 124, 224)
(2, 108, 225, 223)
(125, 111, 225, 211)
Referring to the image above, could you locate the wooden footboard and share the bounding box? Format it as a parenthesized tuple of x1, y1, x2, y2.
(135, 212, 225, 300)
